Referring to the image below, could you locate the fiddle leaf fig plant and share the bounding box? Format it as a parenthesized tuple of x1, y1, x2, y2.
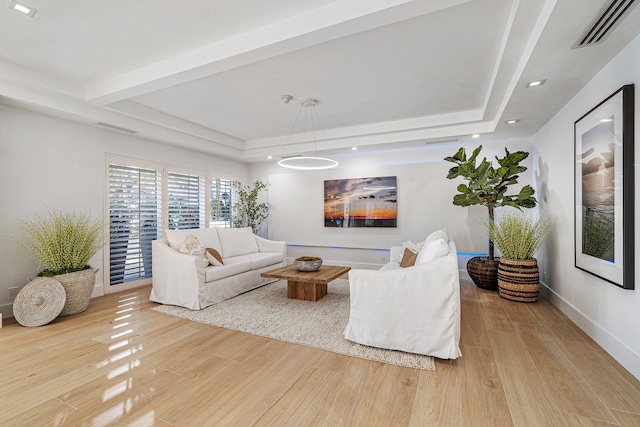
(444, 145, 537, 260)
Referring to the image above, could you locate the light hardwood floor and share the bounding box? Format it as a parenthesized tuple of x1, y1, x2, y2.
(2, 279, 640, 426)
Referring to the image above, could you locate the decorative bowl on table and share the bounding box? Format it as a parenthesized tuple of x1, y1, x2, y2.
(293, 256, 323, 272)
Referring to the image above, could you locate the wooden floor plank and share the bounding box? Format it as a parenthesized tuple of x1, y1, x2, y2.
(513, 322, 617, 424)
(351, 363, 419, 426)
(488, 329, 567, 426)
(561, 413, 620, 426)
(255, 367, 360, 426)
(460, 284, 491, 348)
(498, 297, 538, 325)
(1, 398, 75, 427)
(545, 323, 640, 414)
(409, 365, 463, 426)
(610, 409, 640, 427)
(458, 343, 513, 426)
(479, 290, 514, 333)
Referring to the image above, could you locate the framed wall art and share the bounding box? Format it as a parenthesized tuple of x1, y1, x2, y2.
(574, 84, 634, 289)
(324, 176, 397, 227)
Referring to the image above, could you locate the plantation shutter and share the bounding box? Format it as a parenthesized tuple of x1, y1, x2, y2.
(168, 172, 205, 229)
(108, 164, 161, 286)
(210, 178, 233, 227)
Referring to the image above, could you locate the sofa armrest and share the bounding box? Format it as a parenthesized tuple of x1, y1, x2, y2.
(151, 239, 205, 310)
(255, 235, 287, 257)
(389, 246, 403, 263)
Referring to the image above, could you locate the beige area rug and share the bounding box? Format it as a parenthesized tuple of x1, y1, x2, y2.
(151, 278, 435, 371)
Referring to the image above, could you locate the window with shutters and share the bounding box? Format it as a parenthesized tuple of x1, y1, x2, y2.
(167, 172, 205, 230)
(106, 156, 235, 289)
(210, 178, 233, 228)
(108, 164, 161, 286)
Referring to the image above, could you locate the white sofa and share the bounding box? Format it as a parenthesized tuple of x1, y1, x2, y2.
(151, 227, 286, 310)
(344, 231, 461, 359)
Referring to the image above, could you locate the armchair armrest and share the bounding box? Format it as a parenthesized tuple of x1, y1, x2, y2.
(151, 239, 205, 310)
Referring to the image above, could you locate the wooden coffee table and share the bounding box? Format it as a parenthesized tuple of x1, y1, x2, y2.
(261, 264, 351, 301)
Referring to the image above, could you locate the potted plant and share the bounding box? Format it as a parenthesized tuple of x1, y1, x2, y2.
(444, 145, 537, 289)
(488, 211, 555, 302)
(20, 209, 104, 315)
(231, 180, 271, 235)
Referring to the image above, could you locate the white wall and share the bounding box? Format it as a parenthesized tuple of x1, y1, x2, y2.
(534, 33, 640, 379)
(249, 138, 534, 268)
(0, 104, 248, 320)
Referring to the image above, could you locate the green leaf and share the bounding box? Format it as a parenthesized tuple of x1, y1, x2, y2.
(457, 183, 469, 193)
(468, 145, 482, 163)
(451, 147, 466, 162)
(446, 166, 460, 179)
(458, 162, 476, 177)
(509, 150, 529, 164)
(517, 186, 534, 199)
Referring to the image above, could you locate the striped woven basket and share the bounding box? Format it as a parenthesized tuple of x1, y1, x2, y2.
(54, 268, 96, 316)
(497, 258, 539, 303)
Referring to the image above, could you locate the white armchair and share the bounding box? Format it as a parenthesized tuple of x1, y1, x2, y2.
(344, 239, 461, 359)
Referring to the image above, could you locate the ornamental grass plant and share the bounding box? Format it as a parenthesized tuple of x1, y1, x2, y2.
(488, 211, 556, 260)
(20, 209, 104, 276)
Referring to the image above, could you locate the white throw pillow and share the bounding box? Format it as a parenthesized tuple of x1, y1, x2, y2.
(416, 238, 449, 265)
(425, 228, 449, 244)
(179, 235, 210, 266)
(166, 228, 222, 253)
(396, 240, 425, 262)
(217, 227, 259, 258)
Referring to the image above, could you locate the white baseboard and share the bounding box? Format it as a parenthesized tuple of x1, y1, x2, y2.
(285, 257, 383, 270)
(458, 269, 471, 282)
(540, 281, 640, 381)
(91, 284, 104, 298)
(0, 302, 13, 322)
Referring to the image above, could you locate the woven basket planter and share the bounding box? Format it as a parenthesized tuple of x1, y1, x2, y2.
(54, 268, 96, 316)
(466, 256, 499, 290)
(497, 258, 539, 303)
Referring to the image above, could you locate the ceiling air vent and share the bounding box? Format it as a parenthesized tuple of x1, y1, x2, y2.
(95, 122, 138, 134)
(574, 0, 638, 48)
(425, 138, 458, 145)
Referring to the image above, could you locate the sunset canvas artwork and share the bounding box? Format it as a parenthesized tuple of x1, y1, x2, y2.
(324, 176, 397, 227)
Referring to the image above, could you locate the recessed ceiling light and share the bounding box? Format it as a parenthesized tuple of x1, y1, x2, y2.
(472, 134, 480, 138)
(9, 0, 37, 17)
(600, 118, 613, 122)
(351, 147, 358, 151)
(505, 119, 520, 125)
(526, 79, 546, 88)
(267, 155, 273, 159)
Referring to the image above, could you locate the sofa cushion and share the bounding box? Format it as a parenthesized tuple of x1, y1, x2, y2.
(217, 227, 259, 258)
(250, 253, 284, 270)
(166, 228, 222, 253)
(206, 248, 224, 266)
(204, 260, 252, 282)
(425, 228, 449, 244)
(416, 238, 449, 265)
(179, 235, 210, 267)
(399, 248, 418, 268)
(224, 253, 283, 270)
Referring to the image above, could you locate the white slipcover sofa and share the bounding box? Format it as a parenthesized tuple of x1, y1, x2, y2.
(344, 230, 462, 359)
(151, 227, 286, 310)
